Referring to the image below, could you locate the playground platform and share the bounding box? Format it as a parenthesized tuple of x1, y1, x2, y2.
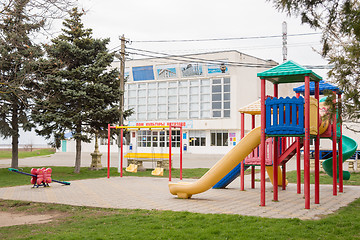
(1, 175, 360, 220)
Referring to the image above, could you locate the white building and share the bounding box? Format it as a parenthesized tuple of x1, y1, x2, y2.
(61, 50, 297, 154)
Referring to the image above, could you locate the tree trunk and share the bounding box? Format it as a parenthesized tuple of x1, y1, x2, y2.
(11, 103, 19, 169)
(74, 125, 82, 173)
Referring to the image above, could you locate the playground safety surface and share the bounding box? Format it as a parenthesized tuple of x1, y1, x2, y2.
(1, 176, 360, 220)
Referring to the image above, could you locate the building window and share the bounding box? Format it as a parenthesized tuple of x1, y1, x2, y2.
(136, 130, 180, 148)
(124, 76, 230, 121)
(210, 130, 228, 146)
(212, 78, 231, 118)
(189, 130, 206, 146)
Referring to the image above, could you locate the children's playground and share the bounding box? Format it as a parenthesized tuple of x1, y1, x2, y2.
(2, 61, 360, 220)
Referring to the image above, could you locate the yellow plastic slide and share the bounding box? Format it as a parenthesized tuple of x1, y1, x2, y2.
(169, 127, 261, 199)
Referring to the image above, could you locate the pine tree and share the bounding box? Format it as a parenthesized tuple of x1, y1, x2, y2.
(33, 8, 127, 173)
(0, 0, 43, 168)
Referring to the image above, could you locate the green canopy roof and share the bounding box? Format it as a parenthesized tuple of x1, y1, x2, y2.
(257, 60, 322, 84)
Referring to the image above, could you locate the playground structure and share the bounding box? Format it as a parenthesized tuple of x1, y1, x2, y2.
(8, 168, 71, 187)
(168, 60, 357, 209)
(107, 124, 183, 181)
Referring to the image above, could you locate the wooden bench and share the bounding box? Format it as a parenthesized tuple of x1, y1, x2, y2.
(124, 153, 172, 171)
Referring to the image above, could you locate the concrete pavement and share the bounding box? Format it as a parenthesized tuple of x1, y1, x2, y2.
(1, 152, 360, 220)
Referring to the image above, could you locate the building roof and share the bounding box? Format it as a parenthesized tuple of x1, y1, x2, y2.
(257, 60, 322, 84)
(238, 99, 261, 115)
(293, 80, 341, 95)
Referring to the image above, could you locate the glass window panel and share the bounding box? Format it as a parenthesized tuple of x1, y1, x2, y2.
(138, 97, 146, 104)
(190, 95, 199, 102)
(138, 113, 146, 120)
(212, 85, 221, 93)
(212, 102, 222, 109)
(179, 95, 188, 103)
(211, 133, 216, 146)
(223, 133, 228, 146)
(158, 96, 166, 103)
(147, 112, 156, 119)
(179, 87, 188, 95)
(148, 89, 157, 96)
(158, 82, 167, 88)
(190, 86, 199, 94)
(212, 94, 221, 101)
(179, 81, 188, 86)
(190, 111, 199, 118)
(158, 104, 166, 111)
(129, 84, 137, 90)
(224, 102, 230, 109)
(147, 105, 156, 111)
(179, 103, 187, 111)
(158, 112, 166, 119)
(138, 89, 146, 96)
(224, 110, 230, 118)
(201, 86, 210, 94)
(168, 112, 177, 119)
(224, 93, 230, 100)
(148, 83, 157, 89)
(148, 97, 156, 104)
(201, 79, 210, 85)
(168, 104, 177, 110)
(224, 78, 230, 84)
(138, 105, 146, 112)
(138, 84, 146, 89)
(169, 88, 177, 95)
(190, 80, 199, 86)
(224, 85, 230, 92)
(201, 94, 210, 102)
(212, 79, 221, 84)
(169, 82, 178, 87)
(190, 103, 199, 111)
(128, 98, 136, 105)
(213, 111, 221, 117)
(179, 111, 188, 118)
(201, 102, 210, 110)
(158, 88, 167, 96)
(216, 133, 222, 146)
(128, 114, 136, 120)
(201, 111, 210, 118)
(168, 96, 177, 103)
(128, 90, 136, 97)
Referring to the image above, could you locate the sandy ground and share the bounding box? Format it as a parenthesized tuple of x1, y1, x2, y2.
(0, 211, 56, 227)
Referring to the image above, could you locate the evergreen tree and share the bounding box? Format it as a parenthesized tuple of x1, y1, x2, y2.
(269, 0, 360, 129)
(33, 8, 127, 173)
(0, 0, 43, 168)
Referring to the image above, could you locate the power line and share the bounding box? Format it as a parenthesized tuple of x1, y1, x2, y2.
(127, 47, 276, 68)
(131, 32, 321, 43)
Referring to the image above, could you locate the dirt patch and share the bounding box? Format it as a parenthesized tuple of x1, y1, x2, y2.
(0, 211, 56, 227)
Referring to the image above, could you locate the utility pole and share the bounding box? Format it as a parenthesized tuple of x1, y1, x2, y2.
(119, 34, 126, 127)
(282, 21, 288, 62)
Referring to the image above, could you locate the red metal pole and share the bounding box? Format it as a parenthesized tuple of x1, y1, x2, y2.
(251, 114, 256, 189)
(315, 81, 320, 203)
(296, 93, 301, 194)
(107, 124, 110, 179)
(273, 84, 278, 201)
(332, 92, 337, 196)
(260, 78, 266, 206)
(180, 126, 183, 181)
(241, 113, 245, 191)
(120, 128, 123, 177)
(304, 76, 311, 209)
(169, 125, 172, 182)
(338, 93, 343, 192)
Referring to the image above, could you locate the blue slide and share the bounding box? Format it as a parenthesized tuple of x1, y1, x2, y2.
(212, 162, 249, 188)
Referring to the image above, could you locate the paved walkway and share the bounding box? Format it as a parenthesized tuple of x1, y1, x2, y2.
(1, 153, 360, 220)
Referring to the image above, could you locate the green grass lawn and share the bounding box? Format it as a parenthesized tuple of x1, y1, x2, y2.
(0, 149, 55, 159)
(1, 198, 360, 239)
(0, 167, 210, 188)
(286, 170, 360, 185)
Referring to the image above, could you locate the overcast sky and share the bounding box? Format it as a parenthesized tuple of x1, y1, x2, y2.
(74, 0, 328, 74)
